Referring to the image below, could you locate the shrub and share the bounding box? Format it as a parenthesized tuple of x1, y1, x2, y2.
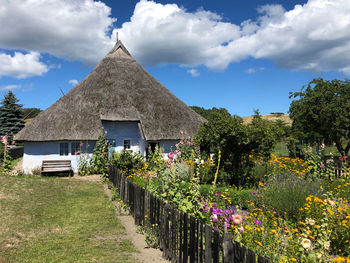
(77, 154, 91, 176)
(109, 149, 145, 174)
(199, 185, 254, 209)
(256, 173, 324, 221)
(163, 163, 190, 182)
(89, 133, 109, 176)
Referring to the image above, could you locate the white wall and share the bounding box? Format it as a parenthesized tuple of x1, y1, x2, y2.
(22, 124, 178, 173)
(159, 140, 177, 159)
(23, 141, 95, 174)
(103, 121, 147, 156)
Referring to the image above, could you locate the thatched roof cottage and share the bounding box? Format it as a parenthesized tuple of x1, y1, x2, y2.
(16, 41, 205, 173)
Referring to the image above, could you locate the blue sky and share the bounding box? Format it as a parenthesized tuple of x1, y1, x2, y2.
(0, 0, 349, 117)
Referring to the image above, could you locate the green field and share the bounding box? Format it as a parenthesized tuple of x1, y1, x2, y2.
(0, 175, 137, 263)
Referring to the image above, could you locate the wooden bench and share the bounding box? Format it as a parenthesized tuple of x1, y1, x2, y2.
(41, 160, 73, 176)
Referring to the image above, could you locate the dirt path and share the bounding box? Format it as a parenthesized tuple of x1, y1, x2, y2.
(104, 184, 168, 263)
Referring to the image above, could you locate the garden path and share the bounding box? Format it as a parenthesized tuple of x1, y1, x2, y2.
(65, 174, 168, 262)
(103, 182, 169, 263)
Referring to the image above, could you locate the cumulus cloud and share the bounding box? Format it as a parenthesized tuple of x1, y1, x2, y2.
(117, 0, 240, 69)
(245, 67, 265, 74)
(0, 52, 48, 78)
(1, 0, 350, 75)
(187, 69, 200, 77)
(0, 0, 115, 66)
(117, 0, 350, 74)
(69, 79, 79, 86)
(0, 85, 21, 91)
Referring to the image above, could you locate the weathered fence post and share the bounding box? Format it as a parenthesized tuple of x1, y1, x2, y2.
(223, 233, 234, 263)
(205, 225, 212, 263)
(134, 185, 141, 225)
(182, 213, 188, 263)
(212, 230, 220, 263)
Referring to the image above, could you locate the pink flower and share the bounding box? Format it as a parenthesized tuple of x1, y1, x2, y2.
(168, 152, 175, 159)
(232, 214, 243, 225)
(320, 163, 325, 169)
(180, 130, 184, 134)
(239, 226, 244, 233)
(254, 220, 261, 226)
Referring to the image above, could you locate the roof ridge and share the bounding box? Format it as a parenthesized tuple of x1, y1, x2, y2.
(108, 40, 132, 57)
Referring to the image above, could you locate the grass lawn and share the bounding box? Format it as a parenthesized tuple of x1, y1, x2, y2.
(0, 175, 137, 263)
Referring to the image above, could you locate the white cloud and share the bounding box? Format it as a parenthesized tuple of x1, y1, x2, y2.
(117, 0, 350, 74)
(117, 0, 240, 69)
(1, 0, 350, 75)
(0, 52, 48, 78)
(69, 79, 79, 86)
(245, 67, 265, 74)
(0, 84, 20, 91)
(187, 69, 200, 77)
(0, 0, 116, 65)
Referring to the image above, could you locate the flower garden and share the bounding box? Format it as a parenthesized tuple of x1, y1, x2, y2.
(104, 130, 350, 263)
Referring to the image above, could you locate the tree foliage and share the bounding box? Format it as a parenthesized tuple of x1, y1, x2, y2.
(289, 78, 350, 156)
(21, 108, 41, 119)
(190, 106, 231, 121)
(195, 110, 280, 186)
(0, 91, 25, 140)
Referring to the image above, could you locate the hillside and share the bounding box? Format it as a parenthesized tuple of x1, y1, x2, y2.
(242, 114, 292, 125)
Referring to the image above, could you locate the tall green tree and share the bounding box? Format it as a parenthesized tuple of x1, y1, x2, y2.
(195, 110, 279, 186)
(190, 106, 231, 121)
(0, 91, 25, 141)
(289, 78, 350, 156)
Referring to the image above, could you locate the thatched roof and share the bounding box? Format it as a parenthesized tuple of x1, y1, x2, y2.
(15, 41, 206, 142)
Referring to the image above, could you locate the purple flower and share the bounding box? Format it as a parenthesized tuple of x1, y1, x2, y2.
(212, 208, 223, 216)
(254, 220, 261, 226)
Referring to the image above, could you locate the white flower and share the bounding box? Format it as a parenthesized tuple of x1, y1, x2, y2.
(307, 219, 315, 226)
(301, 238, 312, 249)
(324, 241, 330, 250)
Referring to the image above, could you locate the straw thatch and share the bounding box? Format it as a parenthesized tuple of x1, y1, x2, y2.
(15, 41, 206, 142)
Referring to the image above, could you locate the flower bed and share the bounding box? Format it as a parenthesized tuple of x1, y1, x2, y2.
(109, 132, 350, 262)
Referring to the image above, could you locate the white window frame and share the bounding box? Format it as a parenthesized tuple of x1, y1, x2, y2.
(71, 141, 81, 155)
(59, 142, 70, 156)
(123, 139, 131, 150)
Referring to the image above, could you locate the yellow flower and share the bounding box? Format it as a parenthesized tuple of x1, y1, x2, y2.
(291, 258, 297, 262)
(254, 240, 262, 246)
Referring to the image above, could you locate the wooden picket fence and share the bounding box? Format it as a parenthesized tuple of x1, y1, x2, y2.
(109, 166, 269, 263)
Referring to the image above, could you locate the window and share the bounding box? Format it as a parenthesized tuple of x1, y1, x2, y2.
(71, 142, 81, 155)
(108, 139, 116, 147)
(59, 143, 69, 156)
(123, 139, 131, 150)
